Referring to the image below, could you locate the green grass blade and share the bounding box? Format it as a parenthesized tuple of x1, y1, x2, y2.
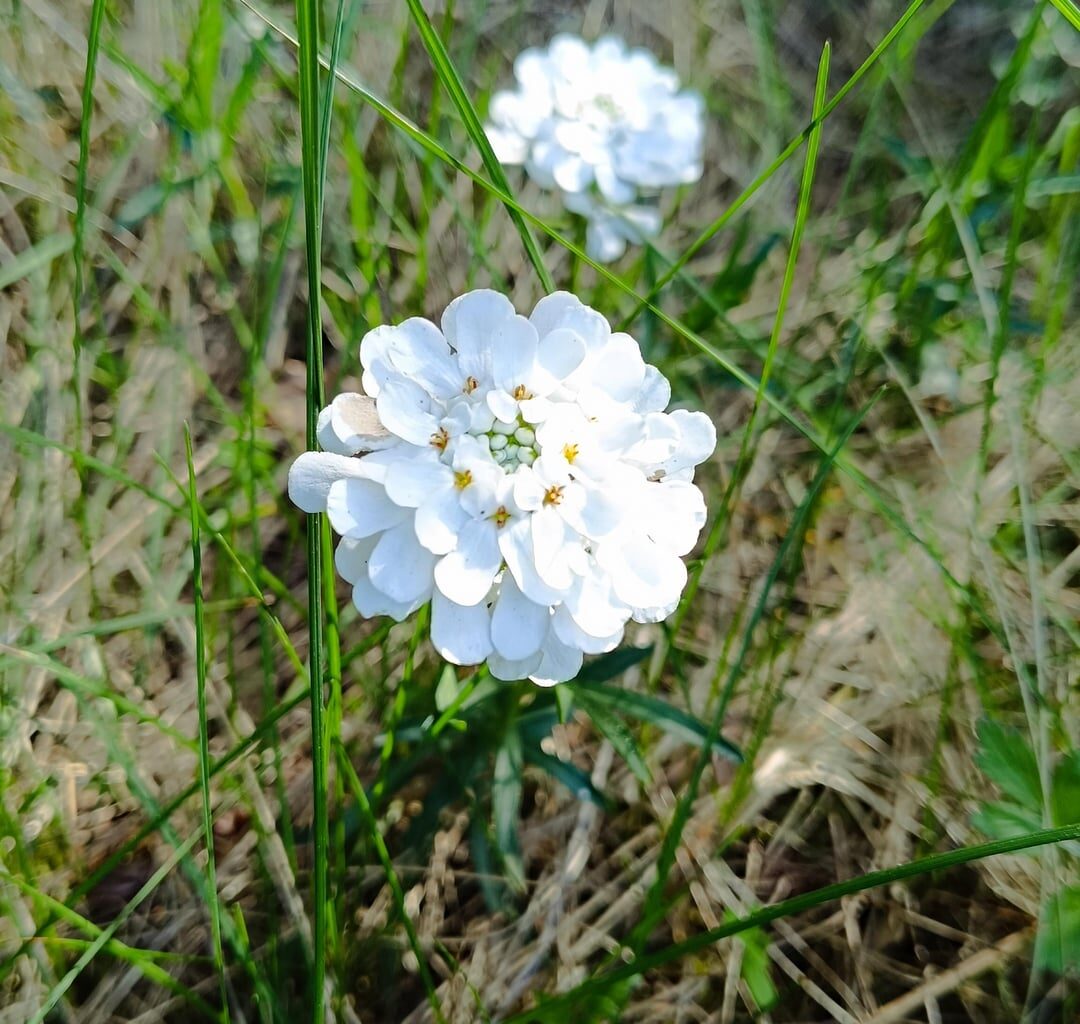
(618, 0, 926, 327)
(73, 0, 107, 354)
(185, 425, 228, 1018)
(0, 235, 74, 290)
(27, 835, 200, 1024)
(2, 862, 218, 1020)
(403, 0, 554, 292)
(314, 0, 350, 983)
(505, 822, 1080, 1021)
(294, 0, 329, 1017)
(636, 387, 883, 960)
(1048, 0, 1080, 34)
(671, 41, 830, 639)
(336, 748, 448, 1024)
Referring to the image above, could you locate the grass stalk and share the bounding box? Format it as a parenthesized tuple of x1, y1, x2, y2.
(294, 0, 330, 1013)
(505, 822, 1080, 1021)
(185, 425, 229, 1019)
(403, 0, 554, 292)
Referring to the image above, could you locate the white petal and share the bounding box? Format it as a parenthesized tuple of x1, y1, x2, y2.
(434, 519, 502, 606)
(491, 574, 551, 661)
(529, 634, 584, 687)
(529, 292, 587, 339)
(441, 290, 517, 382)
(367, 522, 438, 603)
(585, 218, 628, 263)
(414, 488, 469, 555)
(487, 649, 544, 682)
(635, 365, 672, 413)
(360, 319, 459, 400)
(553, 156, 593, 192)
(631, 596, 679, 624)
(352, 575, 423, 621)
(529, 293, 612, 355)
(288, 451, 368, 513)
(584, 332, 646, 403)
(641, 480, 707, 555)
(511, 467, 547, 512)
(519, 396, 555, 423)
(536, 327, 586, 385)
(375, 377, 441, 446)
(486, 388, 520, 424)
(383, 317, 461, 399)
(562, 566, 631, 638)
(326, 477, 409, 538)
(317, 393, 393, 455)
(599, 534, 687, 609)
(560, 481, 624, 540)
(660, 409, 717, 477)
(491, 315, 540, 393)
(487, 124, 529, 164)
(430, 589, 493, 666)
(499, 516, 564, 606)
(594, 162, 636, 205)
(385, 453, 452, 508)
(531, 507, 576, 590)
(552, 606, 623, 655)
(334, 535, 377, 584)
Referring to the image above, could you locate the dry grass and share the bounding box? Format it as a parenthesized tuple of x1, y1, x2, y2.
(2, 0, 1078, 1021)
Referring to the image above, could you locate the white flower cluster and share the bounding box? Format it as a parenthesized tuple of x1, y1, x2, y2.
(289, 290, 715, 686)
(486, 34, 705, 262)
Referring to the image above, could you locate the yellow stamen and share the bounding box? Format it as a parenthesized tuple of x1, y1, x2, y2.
(512, 384, 532, 400)
(430, 427, 449, 451)
(562, 443, 579, 464)
(454, 469, 473, 490)
(491, 505, 511, 528)
(543, 485, 564, 507)
(463, 376, 480, 394)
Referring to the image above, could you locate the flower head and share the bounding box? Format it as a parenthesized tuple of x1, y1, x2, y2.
(486, 35, 705, 261)
(289, 290, 715, 686)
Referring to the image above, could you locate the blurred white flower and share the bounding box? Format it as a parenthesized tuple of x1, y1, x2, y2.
(486, 34, 705, 262)
(289, 290, 715, 685)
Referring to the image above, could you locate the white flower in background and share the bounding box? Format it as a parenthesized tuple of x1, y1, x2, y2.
(486, 34, 705, 262)
(289, 290, 715, 686)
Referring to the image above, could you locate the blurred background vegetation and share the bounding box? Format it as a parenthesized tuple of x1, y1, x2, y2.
(1, 0, 1078, 1021)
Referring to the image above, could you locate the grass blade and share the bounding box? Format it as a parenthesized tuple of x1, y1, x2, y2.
(618, 0, 926, 325)
(294, 0, 330, 1014)
(403, 0, 554, 292)
(27, 836, 200, 1024)
(636, 386, 883, 961)
(1048, 0, 1080, 34)
(73, 0, 107, 351)
(185, 425, 228, 1018)
(336, 748, 448, 1024)
(3, 861, 218, 1020)
(669, 41, 831, 636)
(504, 822, 1080, 1021)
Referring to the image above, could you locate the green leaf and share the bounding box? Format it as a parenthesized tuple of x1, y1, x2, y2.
(736, 925, 779, 1012)
(1051, 750, 1080, 826)
(575, 645, 654, 684)
(493, 728, 525, 890)
(976, 719, 1042, 808)
(574, 691, 651, 786)
(434, 664, 461, 712)
(1034, 884, 1080, 976)
(971, 800, 1041, 842)
(521, 746, 608, 808)
(571, 682, 743, 764)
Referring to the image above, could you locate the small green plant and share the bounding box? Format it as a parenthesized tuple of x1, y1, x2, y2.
(973, 719, 1080, 977)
